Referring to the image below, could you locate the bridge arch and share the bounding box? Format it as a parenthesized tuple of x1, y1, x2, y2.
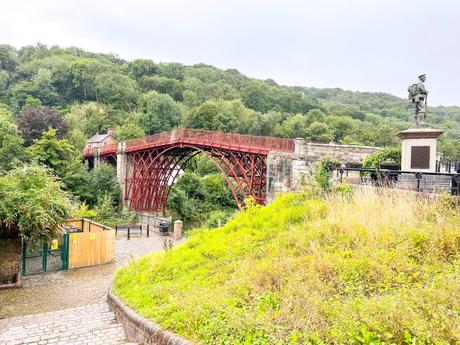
(83, 129, 294, 213)
(124, 144, 267, 212)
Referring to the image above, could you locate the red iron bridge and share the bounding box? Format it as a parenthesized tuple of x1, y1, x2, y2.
(83, 128, 294, 212)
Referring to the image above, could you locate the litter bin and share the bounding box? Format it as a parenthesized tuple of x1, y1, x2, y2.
(159, 221, 169, 236)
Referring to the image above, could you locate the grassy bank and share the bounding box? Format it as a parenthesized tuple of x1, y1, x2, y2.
(114, 188, 460, 344)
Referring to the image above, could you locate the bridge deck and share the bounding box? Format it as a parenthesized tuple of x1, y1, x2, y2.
(84, 128, 294, 157)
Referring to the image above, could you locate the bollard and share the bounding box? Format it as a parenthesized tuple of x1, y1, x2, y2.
(173, 220, 183, 240)
(127, 226, 130, 240)
(147, 224, 150, 237)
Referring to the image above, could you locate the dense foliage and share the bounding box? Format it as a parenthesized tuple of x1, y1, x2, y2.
(0, 43, 459, 160)
(1, 43, 459, 229)
(114, 188, 460, 344)
(0, 165, 73, 241)
(363, 147, 402, 168)
(167, 171, 236, 224)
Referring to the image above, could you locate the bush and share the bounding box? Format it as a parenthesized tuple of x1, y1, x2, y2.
(363, 147, 401, 168)
(314, 156, 339, 190)
(204, 209, 235, 228)
(114, 188, 460, 344)
(0, 164, 73, 241)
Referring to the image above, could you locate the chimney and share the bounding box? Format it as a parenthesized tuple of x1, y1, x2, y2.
(107, 128, 116, 138)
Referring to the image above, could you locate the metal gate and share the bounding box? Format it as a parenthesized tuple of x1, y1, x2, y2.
(21, 233, 69, 275)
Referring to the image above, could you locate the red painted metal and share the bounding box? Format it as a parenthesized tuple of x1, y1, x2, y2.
(99, 144, 118, 156)
(124, 128, 294, 154)
(83, 129, 294, 212)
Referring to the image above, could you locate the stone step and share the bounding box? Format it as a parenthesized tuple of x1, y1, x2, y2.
(0, 303, 136, 345)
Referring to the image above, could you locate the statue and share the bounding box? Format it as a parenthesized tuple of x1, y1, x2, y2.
(407, 74, 428, 128)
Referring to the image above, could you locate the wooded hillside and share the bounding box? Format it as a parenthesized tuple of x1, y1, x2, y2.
(1, 43, 459, 159)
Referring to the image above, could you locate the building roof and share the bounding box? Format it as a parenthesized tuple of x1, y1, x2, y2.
(88, 133, 112, 143)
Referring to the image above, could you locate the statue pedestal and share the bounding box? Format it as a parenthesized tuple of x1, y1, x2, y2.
(397, 128, 444, 172)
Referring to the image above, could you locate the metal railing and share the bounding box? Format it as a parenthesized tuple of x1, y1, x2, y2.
(435, 159, 460, 173)
(83, 129, 294, 157)
(99, 144, 118, 156)
(124, 128, 294, 153)
(335, 167, 460, 196)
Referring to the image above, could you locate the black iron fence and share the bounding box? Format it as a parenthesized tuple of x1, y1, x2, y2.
(435, 159, 460, 173)
(334, 167, 460, 196)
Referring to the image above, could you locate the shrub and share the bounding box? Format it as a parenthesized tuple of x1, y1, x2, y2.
(363, 147, 401, 168)
(0, 164, 73, 241)
(314, 156, 339, 190)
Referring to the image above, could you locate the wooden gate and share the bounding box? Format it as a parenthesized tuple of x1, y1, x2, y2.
(66, 219, 115, 269)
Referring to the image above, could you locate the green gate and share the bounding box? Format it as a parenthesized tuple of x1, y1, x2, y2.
(22, 233, 69, 275)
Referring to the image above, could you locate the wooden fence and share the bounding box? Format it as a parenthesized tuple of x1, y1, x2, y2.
(65, 219, 115, 269)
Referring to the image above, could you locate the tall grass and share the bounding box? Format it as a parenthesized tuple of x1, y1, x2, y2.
(114, 187, 460, 344)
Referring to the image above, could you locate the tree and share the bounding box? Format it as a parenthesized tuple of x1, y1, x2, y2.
(158, 63, 185, 81)
(183, 101, 221, 130)
(88, 163, 121, 207)
(94, 72, 138, 110)
(27, 128, 78, 176)
(16, 106, 69, 146)
(0, 164, 73, 241)
(66, 128, 87, 153)
(0, 105, 25, 171)
(127, 59, 159, 80)
(241, 80, 274, 113)
(0, 45, 18, 72)
(182, 99, 255, 133)
(139, 76, 183, 101)
(326, 116, 356, 142)
(307, 122, 334, 142)
(115, 123, 145, 141)
(275, 114, 309, 138)
(138, 91, 184, 134)
(65, 102, 115, 136)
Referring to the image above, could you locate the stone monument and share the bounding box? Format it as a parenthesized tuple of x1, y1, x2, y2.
(397, 74, 443, 171)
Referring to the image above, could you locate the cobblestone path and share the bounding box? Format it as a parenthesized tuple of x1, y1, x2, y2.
(0, 303, 135, 345)
(0, 233, 186, 344)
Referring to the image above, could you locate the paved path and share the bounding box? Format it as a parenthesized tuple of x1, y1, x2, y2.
(0, 304, 135, 345)
(0, 233, 185, 344)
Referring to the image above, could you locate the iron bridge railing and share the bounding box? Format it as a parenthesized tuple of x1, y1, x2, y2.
(83, 128, 295, 158)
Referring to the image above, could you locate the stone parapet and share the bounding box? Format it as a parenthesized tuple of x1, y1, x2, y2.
(295, 141, 379, 162)
(108, 291, 192, 345)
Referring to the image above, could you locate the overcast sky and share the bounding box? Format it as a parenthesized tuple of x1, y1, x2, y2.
(1, 0, 459, 106)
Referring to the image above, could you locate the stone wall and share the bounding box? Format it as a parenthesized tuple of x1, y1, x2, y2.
(266, 153, 292, 201)
(0, 238, 22, 287)
(266, 140, 380, 200)
(108, 291, 191, 345)
(294, 139, 379, 162)
(397, 173, 453, 192)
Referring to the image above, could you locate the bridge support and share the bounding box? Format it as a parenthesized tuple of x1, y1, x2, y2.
(116, 142, 127, 201)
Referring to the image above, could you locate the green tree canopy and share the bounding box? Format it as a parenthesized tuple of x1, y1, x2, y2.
(0, 104, 25, 171)
(0, 164, 73, 241)
(115, 122, 145, 141)
(138, 91, 184, 134)
(27, 128, 78, 176)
